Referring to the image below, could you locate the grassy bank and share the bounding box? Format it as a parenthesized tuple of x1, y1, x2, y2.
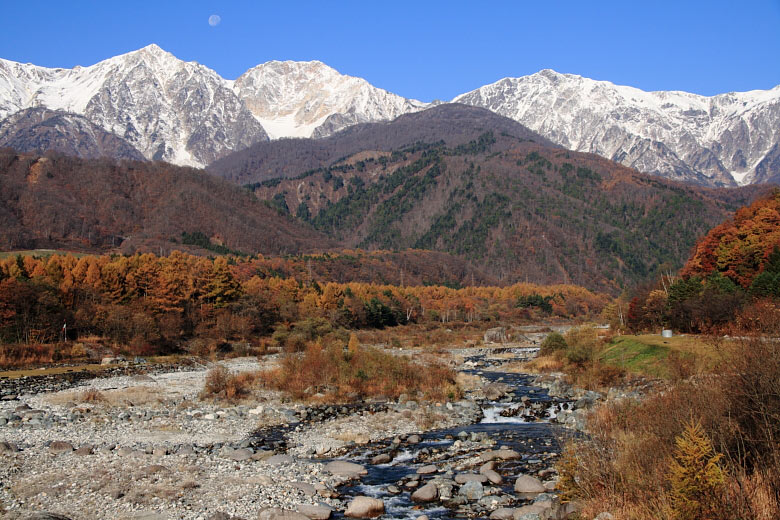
(534, 320, 780, 518)
(599, 334, 719, 379)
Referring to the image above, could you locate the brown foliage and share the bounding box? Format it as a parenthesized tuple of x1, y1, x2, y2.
(0, 150, 332, 255)
(560, 333, 780, 519)
(200, 365, 258, 402)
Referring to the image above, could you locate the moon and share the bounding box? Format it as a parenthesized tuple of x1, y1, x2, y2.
(208, 14, 221, 27)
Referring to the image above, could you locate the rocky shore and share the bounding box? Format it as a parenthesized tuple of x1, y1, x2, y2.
(0, 339, 608, 520)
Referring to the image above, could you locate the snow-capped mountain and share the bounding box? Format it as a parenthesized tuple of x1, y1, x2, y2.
(0, 46, 428, 167)
(232, 60, 429, 139)
(0, 44, 267, 167)
(1, 45, 778, 185)
(454, 69, 780, 186)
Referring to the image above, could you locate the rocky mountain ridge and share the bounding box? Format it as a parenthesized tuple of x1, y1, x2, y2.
(0, 45, 428, 167)
(1, 46, 778, 185)
(454, 69, 780, 186)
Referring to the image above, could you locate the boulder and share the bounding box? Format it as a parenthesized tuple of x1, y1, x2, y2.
(514, 475, 545, 498)
(513, 504, 548, 518)
(74, 445, 94, 456)
(479, 461, 496, 472)
(265, 454, 294, 465)
(344, 496, 385, 518)
(223, 448, 253, 461)
(490, 508, 516, 520)
(454, 473, 488, 484)
(324, 461, 367, 478)
(416, 464, 438, 475)
(411, 482, 439, 503)
(370, 453, 392, 465)
(594, 514, 614, 520)
(459, 480, 484, 501)
(482, 469, 503, 484)
(291, 482, 317, 496)
(480, 449, 520, 461)
(483, 382, 511, 400)
(296, 504, 333, 520)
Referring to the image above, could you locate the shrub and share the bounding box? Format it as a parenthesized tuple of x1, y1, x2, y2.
(200, 365, 257, 401)
(565, 344, 593, 365)
(556, 334, 780, 519)
(562, 326, 601, 366)
(539, 332, 567, 355)
(80, 388, 105, 403)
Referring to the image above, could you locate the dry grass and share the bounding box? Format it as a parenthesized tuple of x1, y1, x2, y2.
(454, 372, 482, 391)
(261, 339, 461, 402)
(520, 355, 566, 374)
(558, 335, 780, 520)
(200, 365, 260, 402)
(80, 388, 105, 403)
(46, 385, 165, 408)
(0, 340, 99, 369)
(356, 323, 486, 350)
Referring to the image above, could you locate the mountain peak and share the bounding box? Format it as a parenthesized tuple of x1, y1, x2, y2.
(233, 59, 428, 140)
(454, 70, 780, 186)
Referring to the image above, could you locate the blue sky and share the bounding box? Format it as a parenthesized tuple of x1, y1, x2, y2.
(1, 1, 779, 102)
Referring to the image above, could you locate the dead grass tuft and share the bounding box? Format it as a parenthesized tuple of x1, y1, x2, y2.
(80, 388, 105, 403)
(200, 365, 259, 402)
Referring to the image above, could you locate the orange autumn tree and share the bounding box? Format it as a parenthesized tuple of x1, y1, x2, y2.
(682, 189, 780, 288)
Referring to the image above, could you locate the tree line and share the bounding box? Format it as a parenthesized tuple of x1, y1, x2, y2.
(0, 251, 609, 355)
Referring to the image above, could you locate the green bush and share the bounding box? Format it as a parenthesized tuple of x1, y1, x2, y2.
(539, 332, 567, 355)
(565, 345, 593, 365)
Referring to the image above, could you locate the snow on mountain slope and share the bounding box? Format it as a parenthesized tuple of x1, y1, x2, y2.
(0, 47, 428, 166)
(454, 69, 780, 186)
(1, 46, 778, 185)
(231, 60, 429, 139)
(0, 45, 267, 167)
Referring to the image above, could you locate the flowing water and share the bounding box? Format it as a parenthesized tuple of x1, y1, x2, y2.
(327, 348, 577, 519)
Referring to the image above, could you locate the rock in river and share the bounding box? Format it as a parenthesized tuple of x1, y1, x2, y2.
(411, 482, 439, 503)
(344, 496, 385, 518)
(324, 461, 367, 478)
(514, 474, 546, 498)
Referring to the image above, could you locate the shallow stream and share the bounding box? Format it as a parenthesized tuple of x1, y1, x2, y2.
(328, 347, 576, 519)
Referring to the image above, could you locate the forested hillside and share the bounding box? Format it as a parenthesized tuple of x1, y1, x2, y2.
(682, 188, 780, 289)
(244, 130, 764, 292)
(0, 151, 332, 255)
